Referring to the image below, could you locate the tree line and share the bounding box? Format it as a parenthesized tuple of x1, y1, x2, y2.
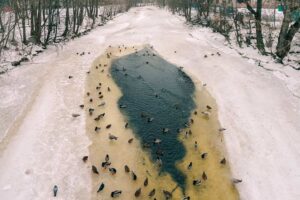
(156, 0, 300, 62)
(0, 0, 135, 56)
(1, 0, 299, 62)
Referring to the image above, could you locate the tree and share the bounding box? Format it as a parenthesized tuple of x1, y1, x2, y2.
(0, 0, 135, 58)
(238, 0, 266, 54)
(276, 0, 300, 60)
(62, 0, 70, 37)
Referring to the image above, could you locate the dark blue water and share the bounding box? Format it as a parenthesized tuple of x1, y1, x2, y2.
(110, 48, 195, 189)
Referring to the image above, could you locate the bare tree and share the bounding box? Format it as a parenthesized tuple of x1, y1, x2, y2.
(0, 0, 135, 59)
(238, 0, 266, 54)
(276, 0, 300, 60)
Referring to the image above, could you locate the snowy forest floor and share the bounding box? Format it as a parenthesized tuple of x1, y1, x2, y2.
(0, 6, 300, 200)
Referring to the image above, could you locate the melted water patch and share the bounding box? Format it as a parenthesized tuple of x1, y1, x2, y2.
(111, 48, 195, 188)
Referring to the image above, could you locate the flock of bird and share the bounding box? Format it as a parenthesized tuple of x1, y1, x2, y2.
(70, 46, 168, 199)
(52, 45, 241, 199)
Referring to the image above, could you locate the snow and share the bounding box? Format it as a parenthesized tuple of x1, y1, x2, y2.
(0, 6, 300, 200)
(0, 5, 128, 73)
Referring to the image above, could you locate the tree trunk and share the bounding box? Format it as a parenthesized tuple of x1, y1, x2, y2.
(276, 1, 300, 60)
(21, 0, 27, 45)
(35, 0, 42, 44)
(255, 0, 265, 53)
(245, 0, 266, 54)
(62, 0, 70, 37)
(0, 9, 5, 33)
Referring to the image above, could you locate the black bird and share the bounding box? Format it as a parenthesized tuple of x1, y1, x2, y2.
(94, 116, 101, 121)
(148, 189, 156, 197)
(144, 177, 148, 187)
(125, 122, 129, 128)
(163, 190, 172, 199)
(220, 158, 226, 165)
(128, 138, 134, 143)
(124, 165, 130, 173)
(135, 188, 141, 197)
(94, 114, 104, 121)
(101, 161, 111, 169)
(106, 124, 112, 129)
(131, 171, 137, 180)
(95, 127, 101, 132)
(72, 113, 80, 118)
(219, 128, 226, 132)
(202, 171, 207, 180)
(79, 104, 84, 108)
(201, 153, 208, 159)
(105, 154, 109, 162)
(162, 128, 169, 133)
(119, 104, 127, 108)
(188, 162, 192, 170)
(109, 168, 117, 175)
(111, 190, 122, 198)
(82, 156, 88, 162)
(92, 165, 99, 174)
(109, 134, 118, 140)
(232, 178, 243, 184)
(193, 179, 201, 186)
(97, 183, 105, 192)
(88, 108, 94, 115)
(98, 102, 105, 107)
(53, 185, 58, 197)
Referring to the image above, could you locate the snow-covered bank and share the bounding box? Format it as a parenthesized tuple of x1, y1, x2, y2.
(0, 6, 300, 200)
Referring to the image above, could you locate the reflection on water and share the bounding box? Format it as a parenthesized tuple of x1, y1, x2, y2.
(111, 47, 195, 189)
